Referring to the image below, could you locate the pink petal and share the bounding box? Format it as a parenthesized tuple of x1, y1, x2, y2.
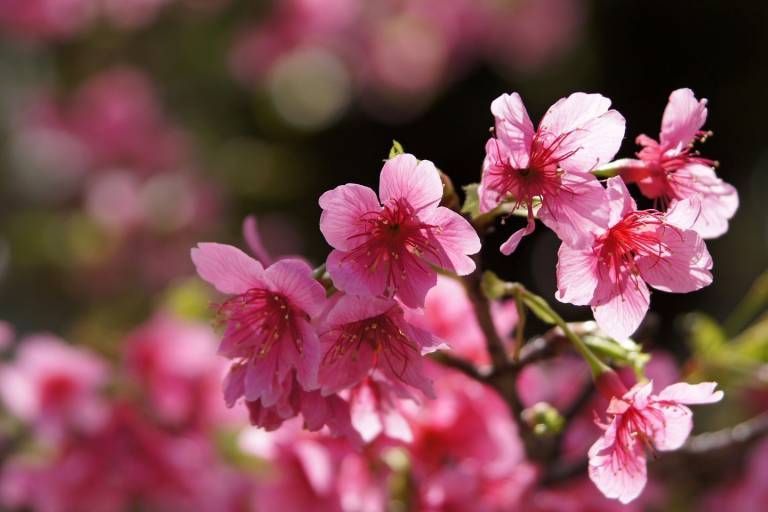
(555, 243, 600, 306)
(490, 92, 535, 159)
(588, 420, 648, 504)
(480, 138, 530, 212)
(279, 319, 321, 392)
(392, 253, 438, 308)
(539, 93, 625, 173)
(421, 206, 480, 275)
(319, 183, 381, 252)
(538, 172, 609, 249)
(263, 258, 326, 318)
(499, 213, 536, 255)
(636, 224, 712, 293)
(319, 340, 376, 395)
(326, 249, 388, 299)
(605, 177, 637, 227)
(244, 348, 280, 404)
(243, 215, 273, 266)
(223, 363, 246, 407)
(379, 153, 443, 212)
(191, 243, 265, 295)
(325, 294, 395, 326)
(592, 274, 650, 342)
(646, 402, 693, 451)
(671, 164, 738, 239)
(657, 381, 724, 405)
(664, 196, 703, 230)
(660, 88, 708, 150)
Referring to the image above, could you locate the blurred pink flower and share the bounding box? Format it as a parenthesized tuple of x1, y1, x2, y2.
(123, 312, 239, 429)
(556, 177, 713, 341)
(406, 274, 517, 365)
(480, 92, 625, 253)
(345, 375, 413, 443)
(0, 0, 95, 41)
(404, 366, 537, 511)
(589, 375, 723, 504)
(317, 294, 445, 398)
(191, 243, 326, 405)
(0, 334, 108, 439)
(701, 437, 768, 512)
(320, 153, 480, 308)
(621, 88, 738, 238)
(527, 477, 657, 512)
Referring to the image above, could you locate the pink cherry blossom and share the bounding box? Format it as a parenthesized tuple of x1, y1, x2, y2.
(588, 375, 723, 504)
(556, 177, 713, 341)
(317, 293, 446, 398)
(319, 153, 480, 308)
(191, 242, 326, 405)
(621, 88, 738, 238)
(0, 334, 108, 438)
(480, 91, 625, 253)
(406, 275, 517, 365)
(345, 375, 413, 443)
(123, 312, 238, 429)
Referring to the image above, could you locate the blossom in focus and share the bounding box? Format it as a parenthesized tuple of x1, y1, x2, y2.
(621, 88, 738, 238)
(556, 177, 713, 341)
(320, 153, 480, 308)
(191, 243, 326, 407)
(588, 374, 723, 504)
(317, 293, 445, 398)
(480, 91, 625, 253)
(0, 335, 108, 438)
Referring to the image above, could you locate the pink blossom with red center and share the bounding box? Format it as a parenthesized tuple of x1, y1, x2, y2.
(0, 335, 108, 439)
(588, 374, 723, 504)
(556, 177, 713, 341)
(317, 294, 446, 399)
(191, 242, 326, 406)
(480, 91, 625, 253)
(621, 88, 738, 239)
(319, 153, 480, 308)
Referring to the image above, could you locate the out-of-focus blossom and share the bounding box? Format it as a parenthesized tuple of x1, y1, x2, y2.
(621, 88, 738, 238)
(240, 423, 389, 512)
(0, 335, 108, 438)
(406, 275, 517, 365)
(345, 375, 413, 443)
(191, 243, 326, 407)
(556, 177, 713, 341)
(317, 294, 445, 398)
(527, 477, 657, 512)
(0, 0, 95, 41)
(480, 92, 625, 253)
(123, 312, 237, 429)
(701, 437, 768, 512)
(320, 153, 480, 308)
(0, 403, 252, 512)
(404, 365, 538, 511)
(589, 373, 723, 504)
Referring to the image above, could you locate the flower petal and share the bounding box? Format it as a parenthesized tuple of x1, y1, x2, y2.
(191, 243, 265, 295)
(605, 176, 637, 227)
(263, 258, 327, 318)
(657, 381, 724, 405)
(490, 92, 535, 159)
(326, 249, 388, 299)
(319, 183, 382, 251)
(499, 213, 536, 255)
(420, 206, 480, 275)
(592, 273, 650, 342)
(588, 420, 648, 504)
(555, 243, 600, 306)
(660, 88, 708, 150)
(636, 225, 712, 293)
(379, 153, 443, 212)
(538, 172, 609, 248)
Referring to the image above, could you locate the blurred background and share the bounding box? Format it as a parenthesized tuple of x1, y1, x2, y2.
(0, 0, 766, 511)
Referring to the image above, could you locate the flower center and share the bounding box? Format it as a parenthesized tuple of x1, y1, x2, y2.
(322, 314, 417, 379)
(218, 289, 302, 358)
(343, 199, 441, 290)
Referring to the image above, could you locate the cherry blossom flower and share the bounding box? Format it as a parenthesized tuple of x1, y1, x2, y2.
(406, 274, 517, 365)
(0, 335, 108, 439)
(319, 153, 480, 308)
(556, 177, 713, 341)
(191, 242, 326, 405)
(345, 375, 413, 443)
(480, 91, 625, 253)
(317, 294, 446, 398)
(621, 88, 738, 238)
(588, 374, 723, 504)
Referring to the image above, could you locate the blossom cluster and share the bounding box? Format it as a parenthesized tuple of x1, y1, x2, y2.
(191, 87, 734, 505)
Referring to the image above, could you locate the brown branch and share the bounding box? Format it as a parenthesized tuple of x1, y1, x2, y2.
(429, 352, 489, 382)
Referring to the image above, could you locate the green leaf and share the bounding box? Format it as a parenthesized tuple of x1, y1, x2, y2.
(461, 183, 481, 218)
(685, 312, 727, 358)
(389, 140, 405, 159)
